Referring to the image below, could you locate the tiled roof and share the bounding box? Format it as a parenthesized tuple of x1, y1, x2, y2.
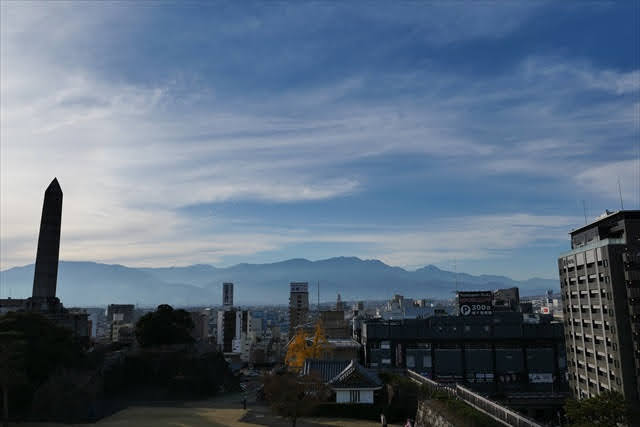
(328, 359, 383, 389)
(302, 359, 350, 382)
(302, 358, 382, 390)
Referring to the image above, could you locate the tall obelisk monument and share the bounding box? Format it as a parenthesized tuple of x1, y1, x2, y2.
(32, 178, 63, 299)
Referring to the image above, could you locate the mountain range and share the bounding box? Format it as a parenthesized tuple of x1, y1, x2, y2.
(0, 257, 558, 307)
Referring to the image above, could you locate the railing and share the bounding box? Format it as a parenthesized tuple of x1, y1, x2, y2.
(407, 370, 544, 427)
(406, 370, 456, 398)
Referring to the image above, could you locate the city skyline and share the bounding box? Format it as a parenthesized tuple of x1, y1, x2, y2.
(2, 3, 639, 280)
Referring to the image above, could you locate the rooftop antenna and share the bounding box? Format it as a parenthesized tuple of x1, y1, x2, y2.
(454, 258, 458, 293)
(582, 200, 588, 224)
(617, 177, 624, 211)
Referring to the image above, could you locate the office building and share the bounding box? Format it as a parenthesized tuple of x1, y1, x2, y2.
(289, 282, 309, 337)
(558, 210, 640, 401)
(361, 312, 566, 394)
(223, 282, 233, 308)
(217, 308, 250, 356)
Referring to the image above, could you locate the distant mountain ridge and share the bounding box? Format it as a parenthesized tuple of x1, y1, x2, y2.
(0, 257, 558, 307)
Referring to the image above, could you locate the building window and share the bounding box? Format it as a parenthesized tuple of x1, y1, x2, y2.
(349, 390, 360, 403)
(407, 355, 415, 368)
(423, 355, 432, 368)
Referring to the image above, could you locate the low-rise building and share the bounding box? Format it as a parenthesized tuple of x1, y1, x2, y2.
(302, 359, 383, 404)
(362, 311, 567, 393)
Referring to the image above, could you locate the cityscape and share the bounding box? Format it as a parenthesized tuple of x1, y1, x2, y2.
(1, 2, 639, 427)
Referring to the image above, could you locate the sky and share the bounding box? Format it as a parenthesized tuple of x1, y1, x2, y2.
(1, 1, 639, 280)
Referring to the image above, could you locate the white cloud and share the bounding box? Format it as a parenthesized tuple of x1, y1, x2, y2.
(575, 159, 640, 209)
(1, 3, 637, 273)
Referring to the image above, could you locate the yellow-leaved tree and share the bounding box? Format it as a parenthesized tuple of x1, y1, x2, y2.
(308, 320, 329, 359)
(285, 329, 309, 371)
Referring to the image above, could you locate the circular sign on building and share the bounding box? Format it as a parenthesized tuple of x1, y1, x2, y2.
(460, 304, 471, 316)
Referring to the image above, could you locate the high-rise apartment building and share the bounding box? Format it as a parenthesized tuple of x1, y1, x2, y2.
(558, 210, 640, 401)
(223, 282, 233, 308)
(289, 282, 309, 338)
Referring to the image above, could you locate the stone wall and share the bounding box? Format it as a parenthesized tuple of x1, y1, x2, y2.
(414, 400, 456, 427)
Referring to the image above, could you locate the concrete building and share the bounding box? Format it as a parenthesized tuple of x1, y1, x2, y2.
(217, 308, 254, 361)
(376, 294, 434, 320)
(320, 310, 350, 339)
(107, 304, 135, 323)
(111, 322, 135, 344)
(493, 287, 520, 312)
(361, 312, 567, 394)
(289, 282, 309, 338)
(558, 210, 640, 401)
(190, 310, 209, 342)
(223, 282, 233, 308)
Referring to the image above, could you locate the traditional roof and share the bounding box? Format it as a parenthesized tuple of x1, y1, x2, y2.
(302, 359, 350, 382)
(327, 359, 383, 390)
(302, 358, 382, 390)
(302, 337, 362, 348)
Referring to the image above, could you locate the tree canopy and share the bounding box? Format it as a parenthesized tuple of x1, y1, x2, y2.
(0, 312, 83, 385)
(285, 329, 309, 371)
(0, 312, 85, 422)
(564, 391, 630, 426)
(285, 321, 329, 371)
(308, 321, 329, 359)
(135, 304, 195, 348)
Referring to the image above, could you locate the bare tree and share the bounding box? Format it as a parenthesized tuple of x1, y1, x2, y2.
(263, 370, 330, 427)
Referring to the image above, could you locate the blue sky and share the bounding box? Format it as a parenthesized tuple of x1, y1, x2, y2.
(1, 2, 638, 280)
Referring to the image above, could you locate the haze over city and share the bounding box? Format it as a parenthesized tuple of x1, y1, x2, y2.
(2, 2, 639, 281)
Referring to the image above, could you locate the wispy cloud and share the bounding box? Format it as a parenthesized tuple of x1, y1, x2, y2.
(1, 2, 638, 280)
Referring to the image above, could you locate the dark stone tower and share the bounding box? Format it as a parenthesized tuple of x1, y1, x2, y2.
(32, 178, 63, 299)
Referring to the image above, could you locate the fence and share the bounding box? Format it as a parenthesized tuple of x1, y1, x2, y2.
(406, 370, 544, 427)
(406, 369, 456, 398)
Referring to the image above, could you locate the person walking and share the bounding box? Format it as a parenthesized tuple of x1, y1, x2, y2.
(380, 412, 387, 427)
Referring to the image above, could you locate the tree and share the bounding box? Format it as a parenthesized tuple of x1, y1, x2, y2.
(285, 329, 309, 371)
(0, 312, 83, 422)
(308, 321, 328, 359)
(0, 335, 26, 427)
(263, 370, 329, 427)
(564, 391, 630, 426)
(135, 304, 195, 348)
